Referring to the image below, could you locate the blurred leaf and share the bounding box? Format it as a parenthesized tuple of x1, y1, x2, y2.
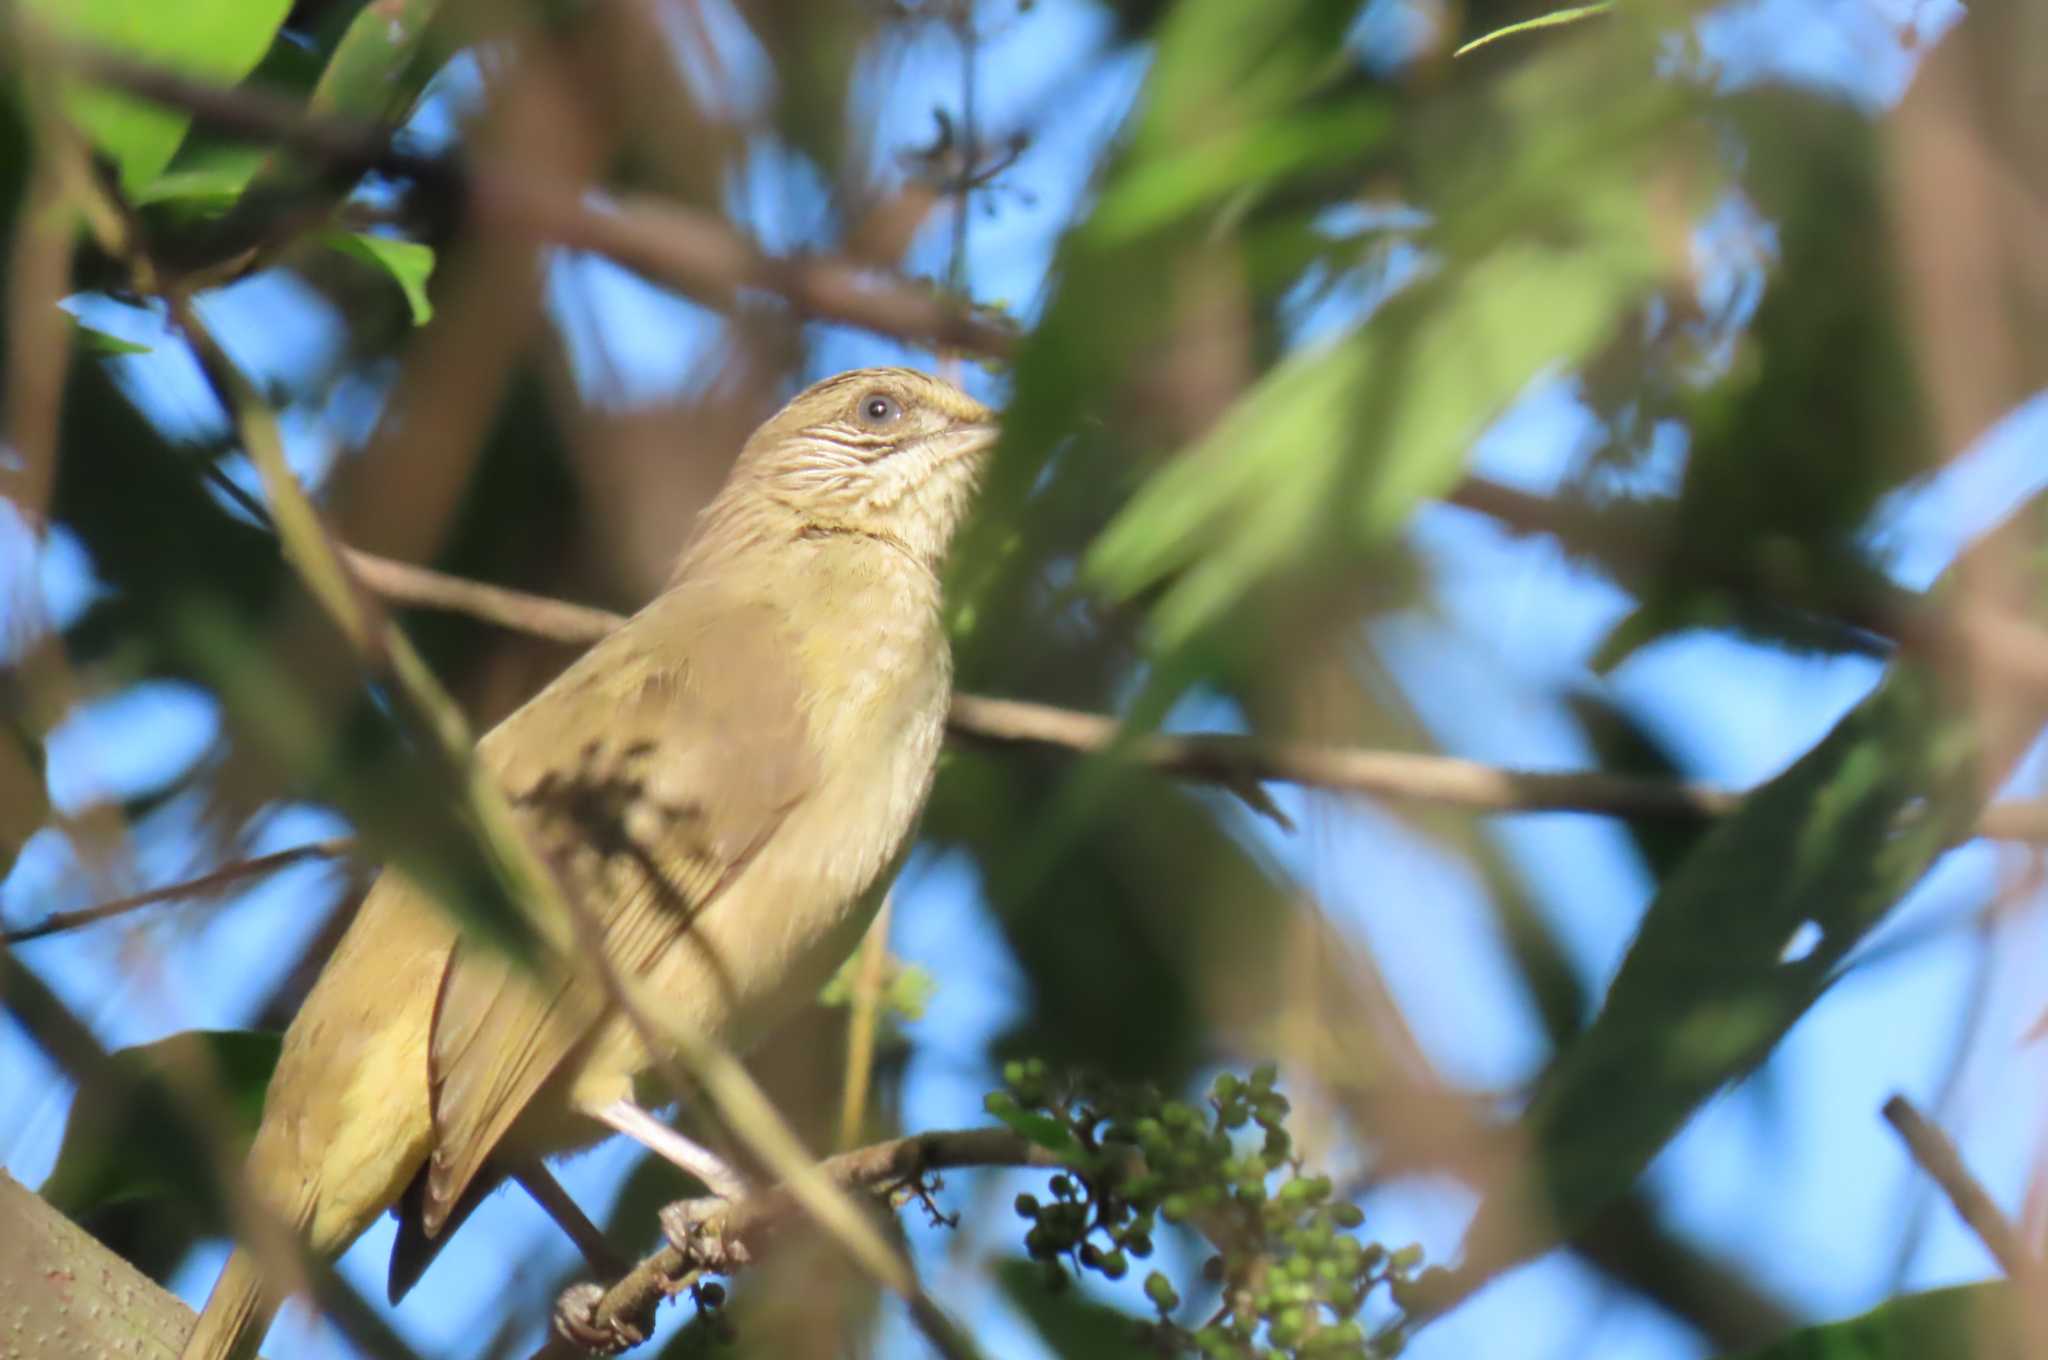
(0, 719, 50, 879)
(744, 1, 870, 181)
(998, 1259, 1152, 1359)
(819, 951, 936, 1022)
(1453, 3, 1615, 58)
(951, 0, 1381, 659)
(68, 316, 151, 355)
(1090, 98, 1389, 244)
(929, 752, 1293, 1085)
(1563, 689, 1707, 881)
(323, 231, 437, 325)
(131, 144, 272, 215)
(42, 1028, 281, 1218)
(138, 0, 445, 277)
(1088, 215, 1658, 646)
(48, 345, 542, 963)
(1684, 93, 1927, 537)
(1721, 1285, 2023, 1360)
(23, 0, 294, 194)
(130, 27, 327, 225)
(39, 1027, 280, 1279)
(1593, 92, 1933, 663)
(1461, 656, 2012, 1276)
(304, 0, 443, 122)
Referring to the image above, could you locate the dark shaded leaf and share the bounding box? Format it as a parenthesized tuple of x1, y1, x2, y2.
(1721, 1285, 2024, 1360)
(1563, 689, 1707, 882)
(998, 1259, 1153, 1360)
(1459, 653, 2020, 1278)
(39, 1028, 279, 1279)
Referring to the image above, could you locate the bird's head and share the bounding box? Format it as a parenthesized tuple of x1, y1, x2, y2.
(694, 367, 998, 577)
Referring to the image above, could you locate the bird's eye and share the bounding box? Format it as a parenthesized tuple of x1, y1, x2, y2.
(857, 392, 903, 427)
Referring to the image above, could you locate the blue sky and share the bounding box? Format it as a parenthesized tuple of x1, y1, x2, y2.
(5, 1, 2047, 1358)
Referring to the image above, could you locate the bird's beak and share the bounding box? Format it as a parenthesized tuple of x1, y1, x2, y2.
(930, 421, 1001, 465)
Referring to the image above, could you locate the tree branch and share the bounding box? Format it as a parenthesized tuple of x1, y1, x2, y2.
(21, 544, 2048, 952)
(18, 32, 1017, 359)
(1, 838, 354, 944)
(1447, 475, 2048, 692)
(348, 548, 2048, 841)
(1882, 1094, 2042, 1284)
(548, 1127, 1061, 1355)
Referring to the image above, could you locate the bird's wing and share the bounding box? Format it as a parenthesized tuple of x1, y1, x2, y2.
(417, 584, 815, 1232)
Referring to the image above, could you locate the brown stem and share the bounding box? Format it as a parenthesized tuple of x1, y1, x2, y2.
(12, 31, 1016, 359)
(1881, 1094, 2041, 1284)
(548, 1127, 1060, 1356)
(1, 839, 355, 944)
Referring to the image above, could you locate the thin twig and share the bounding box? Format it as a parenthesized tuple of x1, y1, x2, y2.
(339, 550, 2048, 837)
(341, 549, 620, 644)
(838, 895, 895, 1150)
(2, 838, 355, 944)
(548, 1126, 1061, 1356)
(12, 31, 1016, 359)
(18, 543, 2048, 951)
(513, 1161, 631, 1282)
(1882, 1094, 2041, 1282)
(17, 546, 2048, 949)
(479, 180, 1016, 359)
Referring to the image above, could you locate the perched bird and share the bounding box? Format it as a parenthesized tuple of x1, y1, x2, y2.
(182, 368, 998, 1360)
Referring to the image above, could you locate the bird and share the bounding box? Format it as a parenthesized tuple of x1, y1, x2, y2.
(180, 367, 999, 1360)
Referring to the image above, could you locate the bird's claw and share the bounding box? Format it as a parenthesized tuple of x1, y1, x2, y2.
(552, 1281, 647, 1356)
(658, 1197, 751, 1272)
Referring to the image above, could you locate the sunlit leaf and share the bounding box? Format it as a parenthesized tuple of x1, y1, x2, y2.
(22, 0, 294, 194)
(1087, 219, 1658, 645)
(130, 144, 271, 215)
(1090, 98, 1390, 244)
(67, 317, 151, 356)
(984, 1095, 1084, 1159)
(324, 231, 437, 325)
(305, 0, 443, 122)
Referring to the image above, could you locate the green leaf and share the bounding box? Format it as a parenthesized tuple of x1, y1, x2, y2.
(69, 317, 151, 356)
(323, 231, 437, 325)
(1458, 656, 2000, 1281)
(305, 0, 444, 122)
(129, 144, 272, 215)
(1090, 98, 1389, 244)
(41, 1029, 281, 1219)
(1454, 3, 1616, 58)
(1721, 1285, 2023, 1360)
(1086, 214, 1657, 646)
(819, 952, 937, 1021)
(997, 1260, 1153, 1359)
(23, 0, 295, 195)
(984, 1094, 1085, 1159)
(946, 0, 1380, 658)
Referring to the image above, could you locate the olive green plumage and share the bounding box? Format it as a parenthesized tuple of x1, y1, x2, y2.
(182, 368, 996, 1360)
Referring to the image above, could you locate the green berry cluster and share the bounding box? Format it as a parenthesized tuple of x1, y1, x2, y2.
(987, 1061, 1422, 1359)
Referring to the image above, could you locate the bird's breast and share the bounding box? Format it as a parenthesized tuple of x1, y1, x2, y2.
(565, 563, 950, 1106)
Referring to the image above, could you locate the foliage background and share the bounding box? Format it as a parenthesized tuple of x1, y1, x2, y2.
(1, 0, 2046, 1357)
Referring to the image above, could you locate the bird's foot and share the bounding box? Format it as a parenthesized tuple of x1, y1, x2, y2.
(658, 1197, 753, 1273)
(552, 1281, 651, 1356)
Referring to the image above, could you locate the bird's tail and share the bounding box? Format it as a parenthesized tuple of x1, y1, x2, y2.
(181, 1247, 278, 1360)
